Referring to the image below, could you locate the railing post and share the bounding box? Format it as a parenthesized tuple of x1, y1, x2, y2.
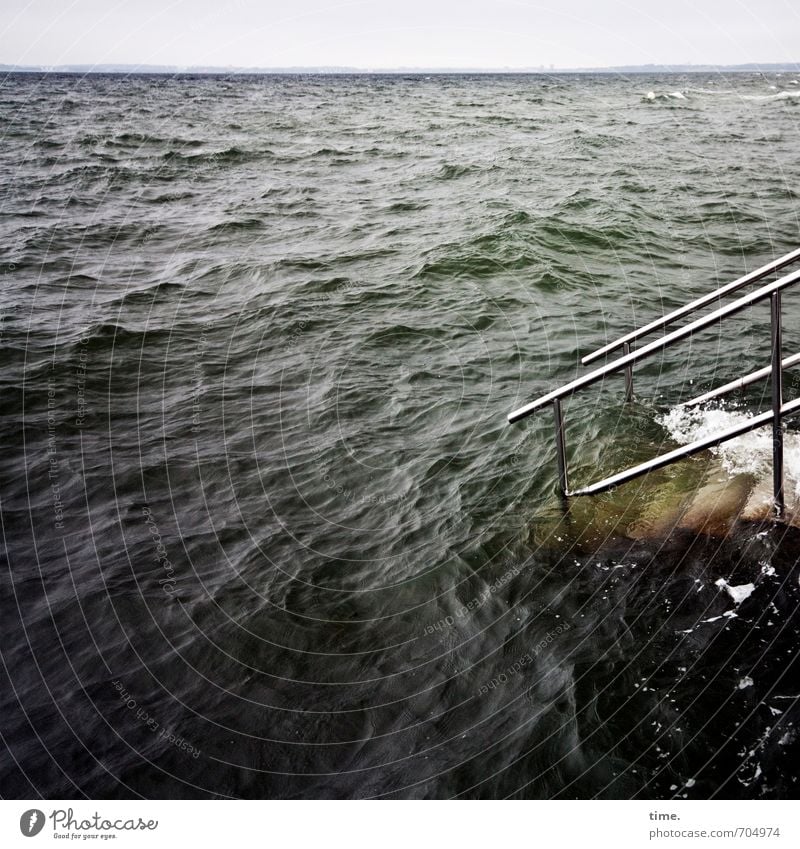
(552, 398, 569, 497)
(771, 291, 785, 519)
(622, 341, 634, 401)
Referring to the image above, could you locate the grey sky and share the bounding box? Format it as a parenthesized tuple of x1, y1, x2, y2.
(2, 0, 799, 69)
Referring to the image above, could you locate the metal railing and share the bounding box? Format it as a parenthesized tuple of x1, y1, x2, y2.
(507, 249, 800, 518)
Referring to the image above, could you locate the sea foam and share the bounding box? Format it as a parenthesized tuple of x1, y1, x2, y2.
(658, 405, 800, 500)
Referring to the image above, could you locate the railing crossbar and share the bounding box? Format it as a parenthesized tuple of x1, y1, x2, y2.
(569, 397, 800, 497)
(682, 352, 800, 408)
(508, 265, 800, 424)
(581, 247, 800, 365)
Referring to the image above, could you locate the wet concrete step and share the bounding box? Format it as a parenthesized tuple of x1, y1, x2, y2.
(530, 455, 799, 553)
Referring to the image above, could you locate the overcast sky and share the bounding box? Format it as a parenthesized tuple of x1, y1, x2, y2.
(2, 0, 799, 69)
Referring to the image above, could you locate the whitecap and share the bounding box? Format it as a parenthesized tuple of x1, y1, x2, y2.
(687, 87, 735, 96)
(644, 90, 688, 102)
(658, 405, 800, 500)
(715, 578, 755, 605)
(742, 90, 800, 101)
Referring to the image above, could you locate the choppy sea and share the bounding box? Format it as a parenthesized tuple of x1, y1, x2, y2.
(2, 72, 800, 799)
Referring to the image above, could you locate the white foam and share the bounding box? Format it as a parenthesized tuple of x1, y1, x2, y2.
(644, 90, 688, 101)
(715, 578, 755, 605)
(743, 90, 800, 101)
(686, 87, 736, 96)
(703, 610, 738, 623)
(658, 405, 800, 500)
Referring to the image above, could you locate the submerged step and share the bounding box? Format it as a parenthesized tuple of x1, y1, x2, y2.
(740, 472, 800, 526)
(675, 469, 755, 537)
(531, 456, 799, 552)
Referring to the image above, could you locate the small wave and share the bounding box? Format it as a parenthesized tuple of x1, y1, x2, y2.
(742, 91, 800, 102)
(303, 275, 356, 294)
(574, 133, 624, 149)
(619, 180, 652, 194)
(435, 163, 481, 180)
(414, 225, 540, 279)
(386, 200, 428, 213)
(559, 193, 602, 211)
(694, 201, 764, 225)
(536, 219, 632, 252)
(474, 114, 519, 126)
(415, 252, 536, 279)
(162, 146, 263, 164)
(139, 190, 197, 204)
(76, 322, 173, 356)
(273, 248, 393, 274)
(64, 273, 100, 288)
(207, 217, 265, 233)
(106, 133, 205, 149)
(502, 209, 535, 226)
(311, 147, 351, 157)
(115, 281, 186, 307)
(59, 164, 128, 185)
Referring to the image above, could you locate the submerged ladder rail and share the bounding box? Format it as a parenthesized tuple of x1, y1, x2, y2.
(570, 398, 800, 496)
(507, 258, 800, 518)
(682, 352, 800, 408)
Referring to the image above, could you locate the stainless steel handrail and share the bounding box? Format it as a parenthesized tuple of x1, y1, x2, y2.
(507, 255, 800, 518)
(508, 265, 800, 423)
(682, 352, 800, 408)
(570, 397, 800, 496)
(581, 246, 800, 365)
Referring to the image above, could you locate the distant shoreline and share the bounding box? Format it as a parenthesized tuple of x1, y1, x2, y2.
(2, 62, 800, 76)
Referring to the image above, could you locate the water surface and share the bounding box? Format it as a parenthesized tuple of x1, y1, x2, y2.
(2, 72, 800, 799)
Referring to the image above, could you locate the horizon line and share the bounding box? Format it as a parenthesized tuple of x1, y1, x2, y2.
(3, 60, 800, 75)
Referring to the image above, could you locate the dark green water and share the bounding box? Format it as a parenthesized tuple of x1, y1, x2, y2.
(2, 72, 800, 799)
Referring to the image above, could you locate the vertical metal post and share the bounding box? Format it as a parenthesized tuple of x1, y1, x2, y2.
(622, 341, 634, 401)
(553, 398, 569, 497)
(770, 292, 785, 519)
